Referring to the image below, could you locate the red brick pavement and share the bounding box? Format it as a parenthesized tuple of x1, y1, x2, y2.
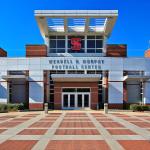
(29, 122, 53, 128)
(55, 129, 100, 135)
(118, 140, 150, 150)
(0, 140, 37, 150)
(0, 121, 23, 128)
(18, 129, 47, 135)
(45, 140, 110, 150)
(130, 122, 150, 128)
(59, 122, 95, 128)
(100, 122, 125, 128)
(107, 129, 137, 135)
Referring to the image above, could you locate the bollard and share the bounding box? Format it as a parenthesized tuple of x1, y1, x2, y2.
(44, 103, 48, 114)
(97, 104, 99, 110)
(104, 103, 108, 114)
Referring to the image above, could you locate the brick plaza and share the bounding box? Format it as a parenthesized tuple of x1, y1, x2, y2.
(0, 111, 150, 150)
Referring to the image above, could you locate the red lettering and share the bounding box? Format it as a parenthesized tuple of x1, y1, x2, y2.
(71, 38, 81, 51)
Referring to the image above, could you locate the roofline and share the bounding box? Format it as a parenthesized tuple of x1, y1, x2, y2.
(34, 10, 118, 17)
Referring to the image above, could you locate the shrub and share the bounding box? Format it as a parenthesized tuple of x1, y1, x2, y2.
(141, 105, 149, 111)
(0, 103, 25, 112)
(7, 104, 18, 111)
(0, 104, 8, 113)
(130, 104, 150, 111)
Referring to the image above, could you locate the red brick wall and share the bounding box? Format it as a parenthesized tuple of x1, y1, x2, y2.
(29, 103, 43, 110)
(106, 44, 127, 57)
(108, 104, 123, 109)
(145, 49, 150, 57)
(0, 48, 7, 57)
(26, 45, 47, 57)
(54, 82, 98, 110)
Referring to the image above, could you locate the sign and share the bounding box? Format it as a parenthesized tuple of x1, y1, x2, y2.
(71, 38, 81, 51)
(49, 58, 105, 70)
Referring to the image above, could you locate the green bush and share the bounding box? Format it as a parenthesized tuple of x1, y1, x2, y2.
(0, 104, 8, 113)
(7, 103, 25, 111)
(130, 104, 150, 111)
(141, 105, 149, 111)
(7, 104, 18, 111)
(0, 103, 24, 112)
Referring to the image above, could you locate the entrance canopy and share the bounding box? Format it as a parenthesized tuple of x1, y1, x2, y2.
(35, 10, 118, 38)
(123, 75, 150, 81)
(2, 75, 28, 81)
(51, 74, 101, 82)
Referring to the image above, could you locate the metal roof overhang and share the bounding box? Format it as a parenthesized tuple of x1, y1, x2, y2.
(51, 74, 101, 82)
(35, 10, 118, 39)
(123, 75, 150, 81)
(2, 75, 28, 81)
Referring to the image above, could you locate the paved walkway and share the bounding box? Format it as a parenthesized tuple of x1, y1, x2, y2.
(0, 111, 150, 150)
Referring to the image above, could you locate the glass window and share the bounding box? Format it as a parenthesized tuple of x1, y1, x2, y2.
(57, 36, 65, 39)
(96, 36, 103, 39)
(57, 49, 65, 53)
(87, 40, 95, 48)
(96, 49, 102, 53)
(50, 40, 56, 48)
(96, 40, 103, 48)
(87, 49, 95, 53)
(50, 49, 57, 53)
(57, 40, 65, 48)
(63, 88, 76, 92)
(49, 36, 56, 39)
(87, 36, 95, 39)
(77, 88, 90, 92)
(87, 70, 96, 74)
(68, 70, 76, 74)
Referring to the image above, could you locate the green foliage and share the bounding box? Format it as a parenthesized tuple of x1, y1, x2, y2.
(130, 104, 150, 111)
(0, 104, 8, 112)
(0, 103, 25, 113)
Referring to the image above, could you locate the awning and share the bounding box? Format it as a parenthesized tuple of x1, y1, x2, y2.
(123, 75, 150, 81)
(51, 74, 101, 82)
(2, 75, 28, 81)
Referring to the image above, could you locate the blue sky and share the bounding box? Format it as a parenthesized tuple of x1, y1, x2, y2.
(0, 0, 150, 57)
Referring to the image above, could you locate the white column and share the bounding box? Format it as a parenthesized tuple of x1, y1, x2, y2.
(0, 71, 8, 103)
(108, 71, 123, 107)
(29, 70, 44, 110)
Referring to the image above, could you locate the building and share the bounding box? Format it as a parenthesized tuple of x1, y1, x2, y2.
(0, 10, 150, 110)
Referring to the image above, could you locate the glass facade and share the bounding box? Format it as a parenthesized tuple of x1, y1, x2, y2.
(49, 35, 103, 53)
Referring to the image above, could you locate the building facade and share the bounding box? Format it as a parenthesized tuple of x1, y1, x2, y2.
(0, 10, 150, 110)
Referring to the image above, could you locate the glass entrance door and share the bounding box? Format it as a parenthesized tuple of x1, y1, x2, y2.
(62, 93, 76, 109)
(84, 94, 89, 107)
(77, 93, 90, 108)
(62, 89, 90, 109)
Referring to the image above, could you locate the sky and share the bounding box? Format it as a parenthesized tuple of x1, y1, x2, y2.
(0, 0, 150, 57)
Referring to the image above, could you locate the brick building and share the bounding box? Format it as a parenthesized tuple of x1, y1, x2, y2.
(0, 10, 150, 110)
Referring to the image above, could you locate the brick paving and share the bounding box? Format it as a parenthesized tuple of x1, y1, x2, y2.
(0, 140, 37, 150)
(45, 140, 110, 150)
(0, 111, 150, 150)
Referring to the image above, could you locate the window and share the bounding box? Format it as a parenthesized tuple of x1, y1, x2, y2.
(49, 35, 104, 54)
(62, 88, 90, 93)
(49, 36, 65, 53)
(87, 36, 103, 53)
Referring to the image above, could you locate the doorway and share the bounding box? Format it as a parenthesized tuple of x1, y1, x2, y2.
(62, 88, 90, 109)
